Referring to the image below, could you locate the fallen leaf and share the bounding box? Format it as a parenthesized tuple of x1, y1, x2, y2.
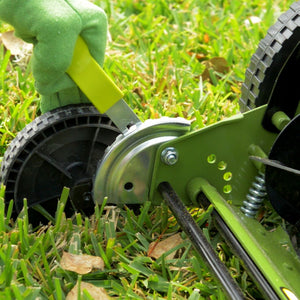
(148, 233, 184, 260)
(0, 31, 32, 56)
(187, 51, 207, 61)
(66, 282, 111, 300)
(203, 33, 210, 43)
(60, 251, 104, 274)
(202, 57, 229, 82)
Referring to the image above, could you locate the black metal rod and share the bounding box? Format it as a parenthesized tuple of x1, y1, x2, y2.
(212, 210, 279, 300)
(158, 182, 245, 300)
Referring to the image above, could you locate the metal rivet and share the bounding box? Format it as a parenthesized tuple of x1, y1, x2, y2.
(161, 147, 178, 165)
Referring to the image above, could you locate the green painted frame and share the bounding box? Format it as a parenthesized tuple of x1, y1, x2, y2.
(149, 105, 300, 299)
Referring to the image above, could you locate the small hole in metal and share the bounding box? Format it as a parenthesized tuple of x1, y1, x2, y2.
(223, 184, 232, 194)
(218, 161, 227, 170)
(124, 182, 134, 191)
(207, 154, 216, 164)
(223, 172, 232, 181)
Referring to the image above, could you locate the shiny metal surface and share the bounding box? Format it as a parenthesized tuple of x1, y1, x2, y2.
(93, 117, 190, 205)
(106, 99, 142, 134)
(161, 147, 179, 166)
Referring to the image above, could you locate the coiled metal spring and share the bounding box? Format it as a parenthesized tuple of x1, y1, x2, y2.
(241, 172, 267, 218)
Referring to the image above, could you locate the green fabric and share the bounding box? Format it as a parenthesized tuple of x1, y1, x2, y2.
(0, 0, 107, 113)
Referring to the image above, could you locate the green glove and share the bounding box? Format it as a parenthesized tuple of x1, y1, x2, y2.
(0, 0, 107, 113)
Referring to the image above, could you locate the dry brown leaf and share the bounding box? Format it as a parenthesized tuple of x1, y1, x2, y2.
(203, 33, 210, 43)
(187, 51, 207, 61)
(66, 282, 111, 300)
(60, 251, 104, 275)
(148, 233, 184, 260)
(0, 31, 32, 56)
(202, 57, 229, 82)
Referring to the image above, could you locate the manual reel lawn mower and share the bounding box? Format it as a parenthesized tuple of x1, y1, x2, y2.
(1, 2, 300, 299)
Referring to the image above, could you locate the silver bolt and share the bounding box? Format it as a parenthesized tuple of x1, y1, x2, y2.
(161, 147, 178, 165)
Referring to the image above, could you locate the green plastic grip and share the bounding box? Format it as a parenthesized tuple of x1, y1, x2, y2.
(67, 36, 124, 113)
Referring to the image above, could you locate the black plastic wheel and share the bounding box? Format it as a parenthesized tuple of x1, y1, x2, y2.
(240, 1, 300, 119)
(265, 114, 300, 256)
(265, 114, 300, 225)
(0, 105, 120, 223)
(239, 2, 300, 253)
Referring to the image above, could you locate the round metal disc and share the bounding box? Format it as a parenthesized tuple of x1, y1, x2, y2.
(265, 114, 300, 224)
(93, 117, 190, 205)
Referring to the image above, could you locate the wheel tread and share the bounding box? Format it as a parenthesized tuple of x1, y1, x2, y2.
(0, 105, 113, 186)
(240, 1, 300, 111)
(1, 104, 120, 221)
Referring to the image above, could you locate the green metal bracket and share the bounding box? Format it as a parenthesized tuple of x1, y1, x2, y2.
(149, 105, 300, 299)
(150, 105, 275, 205)
(187, 177, 300, 299)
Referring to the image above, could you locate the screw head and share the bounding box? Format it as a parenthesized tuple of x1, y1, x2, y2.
(161, 147, 178, 165)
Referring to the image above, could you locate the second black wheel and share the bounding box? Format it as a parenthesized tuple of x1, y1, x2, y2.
(240, 1, 300, 129)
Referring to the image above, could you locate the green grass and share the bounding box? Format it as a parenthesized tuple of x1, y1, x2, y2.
(0, 0, 295, 298)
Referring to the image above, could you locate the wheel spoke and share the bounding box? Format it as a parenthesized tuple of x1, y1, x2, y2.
(32, 193, 63, 206)
(35, 150, 73, 179)
(85, 127, 101, 173)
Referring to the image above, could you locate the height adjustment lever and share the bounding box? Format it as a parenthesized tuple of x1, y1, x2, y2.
(67, 36, 141, 134)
